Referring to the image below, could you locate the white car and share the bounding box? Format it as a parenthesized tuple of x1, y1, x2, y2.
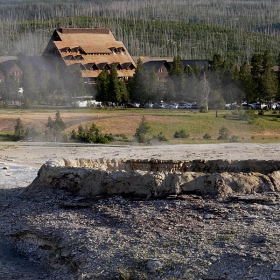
(167, 103, 178, 109)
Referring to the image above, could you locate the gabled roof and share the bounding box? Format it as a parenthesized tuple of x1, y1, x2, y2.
(180, 60, 210, 68)
(0, 60, 22, 75)
(143, 60, 170, 71)
(122, 62, 136, 70)
(0, 56, 18, 64)
(44, 28, 136, 79)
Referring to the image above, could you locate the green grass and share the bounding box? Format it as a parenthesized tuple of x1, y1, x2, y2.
(1, 107, 280, 144)
(0, 132, 14, 141)
(142, 109, 280, 143)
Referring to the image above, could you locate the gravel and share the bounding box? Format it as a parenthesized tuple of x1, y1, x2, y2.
(1, 142, 280, 280)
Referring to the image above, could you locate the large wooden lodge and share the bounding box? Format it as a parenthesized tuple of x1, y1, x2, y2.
(0, 28, 212, 93)
(43, 27, 137, 86)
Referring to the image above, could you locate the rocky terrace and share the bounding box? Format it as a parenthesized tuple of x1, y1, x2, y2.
(1, 157, 280, 280)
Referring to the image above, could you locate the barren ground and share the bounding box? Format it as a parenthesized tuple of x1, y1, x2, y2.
(1, 142, 280, 280)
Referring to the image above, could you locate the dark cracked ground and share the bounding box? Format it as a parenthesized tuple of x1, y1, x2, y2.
(1, 142, 280, 280)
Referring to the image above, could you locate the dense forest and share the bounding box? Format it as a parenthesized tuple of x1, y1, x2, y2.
(1, 0, 280, 63)
(1, 0, 280, 108)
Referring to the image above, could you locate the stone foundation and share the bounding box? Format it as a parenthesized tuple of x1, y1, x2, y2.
(25, 158, 280, 198)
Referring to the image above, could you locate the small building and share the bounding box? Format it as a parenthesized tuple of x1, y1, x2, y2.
(0, 58, 23, 83)
(142, 60, 171, 84)
(140, 57, 210, 86)
(43, 28, 137, 86)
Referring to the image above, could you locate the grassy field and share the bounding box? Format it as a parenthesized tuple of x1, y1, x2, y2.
(0, 107, 280, 144)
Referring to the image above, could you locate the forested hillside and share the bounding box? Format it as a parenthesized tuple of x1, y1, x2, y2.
(1, 0, 280, 63)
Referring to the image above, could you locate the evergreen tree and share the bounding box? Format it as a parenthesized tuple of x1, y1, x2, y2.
(1, 74, 19, 105)
(146, 67, 159, 102)
(49, 63, 66, 103)
(165, 79, 176, 102)
(184, 71, 199, 102)
(200, 72, 211, 111)
(259, 67, 278, 105)
(70, 64, 86, 96)
(277, 53, 280, 101)
(129, 58, 147, 103)
(21, 62, 38, 104)
(39, 66, 51, 102)
(14, 118, 25, 140)
(169, 55, 184, 97)
(117, 79, 130, 103)
(45, 111, 66, 142)
(134, 116, 151, 143)
(108, 63, 120, 103)
(96, 69, 110, 103)
(212, 54, 224, 71)
(239, 61, 257, 103)
(221, 63, 242, 104)
(262, 50, 273, 72)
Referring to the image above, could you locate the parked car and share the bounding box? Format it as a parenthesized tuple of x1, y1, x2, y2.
(153, 102, 168, 109)
(269, 103, 280, 110)
(126, 102, 140, 108)
(251, 102, 267, 110)
(241, 103, 256, 110)
(225, 102, 239, 110)
(167, 103, 178, 109)
(177, 102, 192, 109)
(191, 102, 199, 109)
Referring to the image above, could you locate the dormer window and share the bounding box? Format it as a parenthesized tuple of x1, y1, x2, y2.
(75, 55, 84, 60)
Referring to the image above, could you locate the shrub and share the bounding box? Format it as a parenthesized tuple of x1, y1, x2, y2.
(217, 125, 229, 140)
(25, 126, 41, 141)
(174, 129, 190, 138)
(258, 110, 264, 115)
(134, 116, 151, 143)
(120, 133, 128, 140)
(230, 135, 239, 142)
(153, 131, 168, 141)
(239, 108, 255, 122)
(14, 118, 25, 140)
(203, 133, 211, 139)
(199, 105, 208, 113)
(70, 123, 113, 144)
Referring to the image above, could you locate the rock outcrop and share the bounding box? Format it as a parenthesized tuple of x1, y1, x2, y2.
(25, 158, 280, 198)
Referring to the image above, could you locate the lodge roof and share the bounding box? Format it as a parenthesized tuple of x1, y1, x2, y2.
(0, 60, 22, 75)
(143, 60, 170, 71)
(45, 28, 136, 79)
(180, 60, 210, 68)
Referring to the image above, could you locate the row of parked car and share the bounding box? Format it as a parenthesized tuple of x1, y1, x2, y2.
(225, 102, 280, 110)
(126, 101, 199, 109)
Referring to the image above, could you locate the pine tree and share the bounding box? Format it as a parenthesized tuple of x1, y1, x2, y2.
(239, 61, 257, 103)
(169, 55, 184, 96)
(96, 69, 110, 103)
(108, 63, 120, 103)
(21, 62, 38, 104)
(45, 111, 66, 142)
(117, 80, 130, 103)
(134, 116, 151, 143)
(259, 68, 278, 105)
(39, 66, 51, 102)
(200, 72, 211, 111)
(14, 118, 25, 140)
(129, 58, 146, 103)
(146, 67, 159, 102)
